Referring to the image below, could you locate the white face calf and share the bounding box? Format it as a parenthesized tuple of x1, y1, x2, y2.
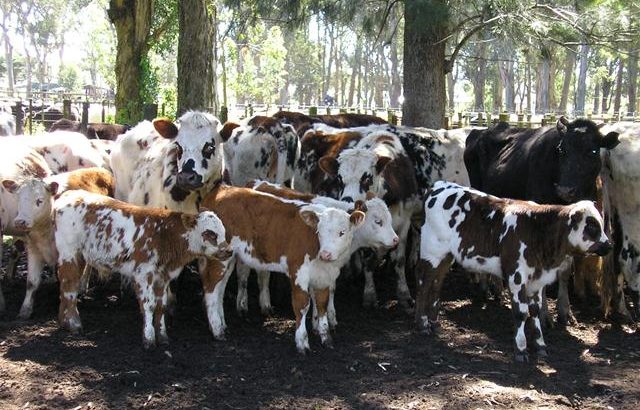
(2, 179, 58, 231)
(154, 111, 222, 191)
(300, 205, 365, 262)
(567, 200, 611, 256)
(355, 197, 399, 250)
(186, 210, 232, 260)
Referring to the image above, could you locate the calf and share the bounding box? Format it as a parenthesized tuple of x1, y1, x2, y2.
(199, 184, 365, 352)
(2, 168, 114, 318)
(241, 180, 399, 328)
(415, 181, 611, 362)
(54, 190, 231, 348)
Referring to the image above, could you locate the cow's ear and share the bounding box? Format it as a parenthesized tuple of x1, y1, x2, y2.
(220, 122, 240, 142)
(556, 116, 570, 134)
(181, 213, 198, 229)
(375, 156, 392, 173)
(318, 156, 339, 176)
(350, 210, 366, 227)
(351, 199, 368, 213)
(299, 210, 319, 230)
(601, 131, 620, 150)
(47, 181, 59, 195)
(153, 118, 179, 139)
(2, 179, 18, 193)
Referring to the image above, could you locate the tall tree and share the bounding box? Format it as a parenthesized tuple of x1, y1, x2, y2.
(558, 49, 575, 114)
(177, 0, 216, 115)
(0, 1, 14, 95)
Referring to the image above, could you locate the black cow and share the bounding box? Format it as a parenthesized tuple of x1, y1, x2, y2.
(464, 117, 620, 204)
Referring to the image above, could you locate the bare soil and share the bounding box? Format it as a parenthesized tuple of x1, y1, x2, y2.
(1, 246, 639, 410)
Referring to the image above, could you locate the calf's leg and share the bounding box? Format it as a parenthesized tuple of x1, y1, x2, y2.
(312, 287, 332, 348)
(235, 262, 250, 316)
(414, 255, 453, 335)
(58, 259, 85, 333)
(257, 270, 273, 316)
(529, 289, 547, 358)
(201, 257, 235, 340)
(18, 244, 45, 319)
(290, 281, 311, 354)
(509, 274, 530, 363)
(134, 275, 157, 349)
(557, 265, 576, 327)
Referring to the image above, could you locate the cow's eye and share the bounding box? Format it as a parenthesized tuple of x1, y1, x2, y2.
(339, 230, 345, 237)
(591, 149, 599, 155)
(375, 219, 383, 226)
(36, 198, 43, 206)
(203, 143, 215, 156)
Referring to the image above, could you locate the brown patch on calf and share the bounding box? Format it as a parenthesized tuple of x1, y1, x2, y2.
(59, 168, 115, 198)
(220, 122, 240, 142)
(251, 181, 315, 202)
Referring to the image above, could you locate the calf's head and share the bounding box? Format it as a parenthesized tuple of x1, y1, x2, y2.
(299, 206, 365, 262)
(154, 111, 222, 192)
(554, 117, 619, 203)
(2, 178, 58, 231)
(183, 210, 232, 260)
(566, 200, 611, 256)
(352, 196, 399, 249)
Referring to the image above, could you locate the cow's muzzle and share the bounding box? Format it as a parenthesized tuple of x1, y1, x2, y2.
(13, 218, 31, 232)
(554, 184, 579, 203)
(589, 240, 612, 256)
(176, 171, 203, 191)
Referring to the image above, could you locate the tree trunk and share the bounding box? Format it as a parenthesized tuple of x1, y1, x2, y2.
(493, 72, 503, 113)
(526, 60, 532, 113)
(593, 81, 600, 114)
(2, 26, 14, 96)
(601, 60, 615, 114)
(403, 0, 448, 128)
(447, 71, 455, 111)
(471, 39, 487, 111)
(558, 49, 575, 114)
(613, 59, 624, 114)
(177, 0, 215, 116)
(575, 44, 589, 115)
(348, 38, 362, 107)
(536, 50, 551, 114)
(108, 0, 152, 123)
(389, 23, 402, 108)
(628, 46, 638, 115)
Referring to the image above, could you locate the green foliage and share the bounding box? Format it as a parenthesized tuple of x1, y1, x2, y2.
(159, 86, 178, 120)
(58, 65, 79, 91)
(140, 56, 160, 105)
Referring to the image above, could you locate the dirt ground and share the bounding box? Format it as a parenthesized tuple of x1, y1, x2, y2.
(1, 247, 639, 410)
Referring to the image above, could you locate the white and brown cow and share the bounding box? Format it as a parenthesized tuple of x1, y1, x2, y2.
(199, 184, 365, 352)
(1, 168, 114, 318)
(110, 111, 223, 213)
(221, 116, 300, 187)
(54, 190, 231, 348)
(415, 181, 611, 362)
(600, 122, 640, 320)
(315, 126, 470, 308)
(241, 180, 399, 329)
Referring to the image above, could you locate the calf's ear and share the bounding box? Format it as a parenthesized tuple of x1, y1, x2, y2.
(153, 118, 179, 139)
(299, 210, 319, 230)
(2, 179, 18, 193)
(351, 199, 368, 213)
(47, 181, 59, 195)
(375, 156, 392, 173)
(600, 131, 620, 150)
(318, 156, 339, 177)
(220, 122, 240, 142)
(181, 213, 198, 229)
(556, 116, 569, 133)
(350, 210, 366, 227)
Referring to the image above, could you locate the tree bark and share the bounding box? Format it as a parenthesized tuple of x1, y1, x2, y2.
(601, 60, 615, 114)
(613, 59, 624, 114)
(403, 0, 448, 128)
(493, 71, 503, 113)
(471, 39, 487, 111)
(628, 46, 638, 115)
(347, 38, 362, 107)
(108, 0, 153, 123)
(177, 0, 215, 116)
(2, 25, 14, 96)
(575, 44, 589, 115)
(593, 81, 600, 114)
(447, 71, 455, 111)
(389, 19, 402, 108)
(536, 49, 551, 114)
(558, 49, 575, 114)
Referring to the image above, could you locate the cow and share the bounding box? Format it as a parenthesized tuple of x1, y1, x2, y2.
(109, 111, 223, 213)
(464, 117, 620, 325)
(314, 125, 470, 309)
(221, 116, 300, 187)
(198, 183, 365, 352)
(54, 190, 231, 348)
(48, 118, 131, 141)
(0, 144, 53, 313)
(1, 168, 115, 318)
(415, 181, 612, 362)
(600, 122, 640, 321)
(273, 111, 387, 137)
(241, 180, 399, 328)
(30, 105, 79, 130)
(0, 111, 16, 136)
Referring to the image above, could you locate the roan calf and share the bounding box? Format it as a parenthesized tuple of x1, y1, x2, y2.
(54, 191, 231, 348)
(415, 181, 611, 362)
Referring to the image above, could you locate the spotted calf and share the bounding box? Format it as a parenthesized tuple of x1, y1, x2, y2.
(54, 191, 231, 348)
(415, 181, 611, 362)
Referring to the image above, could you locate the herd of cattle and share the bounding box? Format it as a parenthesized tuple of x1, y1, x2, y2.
(0, 107, 638, 363)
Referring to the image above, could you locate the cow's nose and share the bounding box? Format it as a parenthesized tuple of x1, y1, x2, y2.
(14, 219, 30, 231)
(342, 196, 354, 203)
(319, 250, 333, 261)
(555, 185, 577, 202)
(594, 240, 612, 256)
(176, 171, 203, 190)
(392, 236, 400, 246)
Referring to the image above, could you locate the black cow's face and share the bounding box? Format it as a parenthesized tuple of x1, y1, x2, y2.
(554, 117, 619, 203)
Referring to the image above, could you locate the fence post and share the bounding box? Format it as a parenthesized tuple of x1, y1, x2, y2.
(457, 112, 463, 127)
(309, 106, 318, 116)
(63, 99, 72, 119)
(526, 113, 532, 128)
(15, 101, 24, 134)
(248, 103, 253, 117)
(499, 112, 509, 123)
(81, 101, 90, 134)
(101, 100, 107, 123)
(143, 103, 158, 121)
(326, 107, 331, 115)
(477, 112, 483, 127)
(517, 113, 524, 127)
(444, 116, 450, 130)
(486, 112, 492, 126)
(220, 106, 228, 123)
(161, 102, 166, 118)
(28, 98, 33, 134)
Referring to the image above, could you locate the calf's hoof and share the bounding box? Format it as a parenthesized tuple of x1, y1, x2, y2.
(17, 306, 33, 320)
(321, 335, 334, 349)
(61, 318, 83, 334)
(143, 339, 157, 350)
(513, 351, 529, 363)
(416, 316, 438, 336)
(557, 312, 577, 328)
(157, 334, 170, 346)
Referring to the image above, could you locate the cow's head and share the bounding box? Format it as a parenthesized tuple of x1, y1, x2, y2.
(352, 196, 399, 250)
(554, 117, 619, 203)
(566, 200, 611, 256)
(154, 111, 222, 192)
(184, 210, 232, 260)
(2, 178, 58, 231)
(299, 205, 365, 262)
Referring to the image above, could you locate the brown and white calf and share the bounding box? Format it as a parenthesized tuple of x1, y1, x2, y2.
(2, 168, 114, 318)
(199, 184, 364, 352)
(241, 180, 399, 329)
(54, 191, 231, 348)
(415, 181, 611, 362)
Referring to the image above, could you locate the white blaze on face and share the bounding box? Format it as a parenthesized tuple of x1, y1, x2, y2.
(174, 111, 221, 183)
(313, 207, 358, 262)
(13, 179, 54, 229)
(354, 198, 398, 249)
(336, 148, 378, 201)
